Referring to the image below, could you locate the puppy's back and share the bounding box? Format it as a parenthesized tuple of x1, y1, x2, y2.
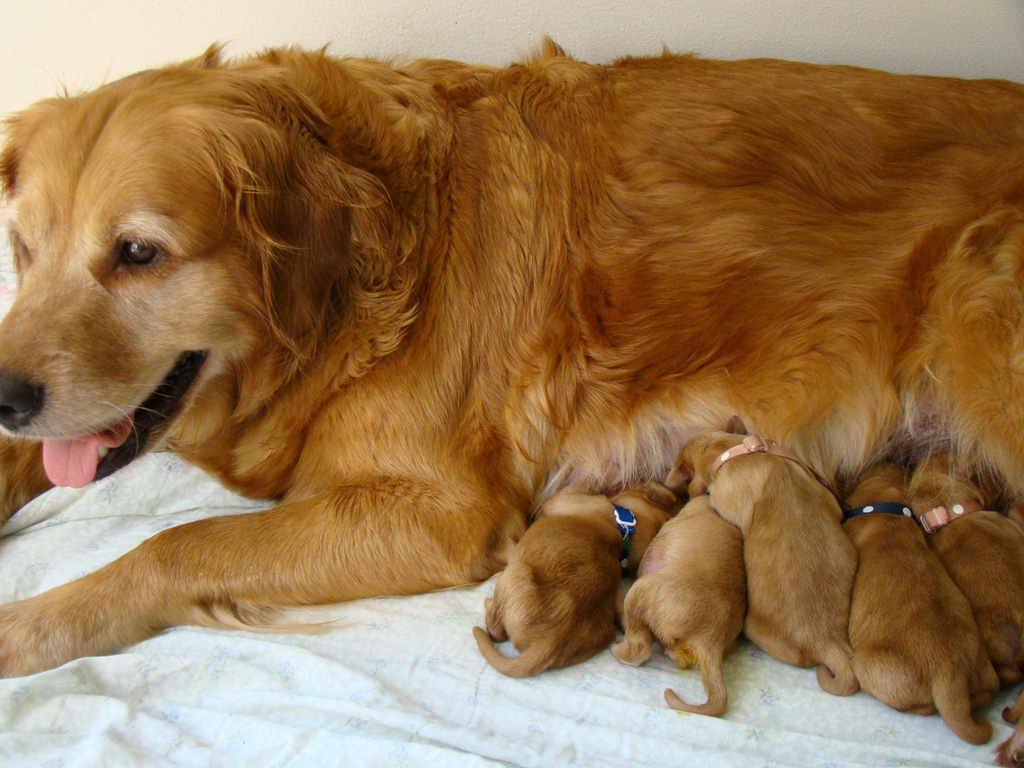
(477, 513, 622, 677)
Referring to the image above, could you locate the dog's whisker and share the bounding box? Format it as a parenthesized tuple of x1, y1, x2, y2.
(98, 400, 144, 446)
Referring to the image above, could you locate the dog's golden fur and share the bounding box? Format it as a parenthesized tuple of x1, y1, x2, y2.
(4, 41, 1024, 674)
(846, 464, 998, 745)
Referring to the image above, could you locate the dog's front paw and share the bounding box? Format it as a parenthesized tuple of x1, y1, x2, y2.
(0, 593, 78, 677)
(0, 575, 151, 677)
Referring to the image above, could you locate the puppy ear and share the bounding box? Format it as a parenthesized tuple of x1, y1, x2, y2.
(664, 460, 693, 494)
(645, 481, 682, 508)
(725, 415, 748, 435)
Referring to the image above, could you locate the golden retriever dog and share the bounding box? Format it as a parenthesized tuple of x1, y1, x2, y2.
(473, 482, 678, 677)
(669, 429, 858, 696)
(610, 494, 746, 717)
(3, 39, 1024, 675)
(845, 464, 998, 745)
(909, 452, 1024, 686)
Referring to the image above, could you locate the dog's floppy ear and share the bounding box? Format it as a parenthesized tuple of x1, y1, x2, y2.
(725, 415, 748, 435)
(2, 98, 67, 199)
(0, 128, 19, 195)
(199, 64, 401, 360)
(1, 109, 41, 196)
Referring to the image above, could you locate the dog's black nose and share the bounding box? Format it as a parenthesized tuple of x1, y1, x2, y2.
(0, 372, 44, 431)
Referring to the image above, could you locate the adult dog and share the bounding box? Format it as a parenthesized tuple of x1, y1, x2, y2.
(1, 40, 1023, 676)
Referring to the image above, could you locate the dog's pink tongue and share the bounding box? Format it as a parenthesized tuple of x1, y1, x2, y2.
(41, 418, 134, 488)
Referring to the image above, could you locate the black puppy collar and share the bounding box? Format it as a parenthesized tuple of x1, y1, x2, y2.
(842, 502, 913, 523)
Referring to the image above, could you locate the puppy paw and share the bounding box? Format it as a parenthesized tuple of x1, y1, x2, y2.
(610, 640, 642, 666)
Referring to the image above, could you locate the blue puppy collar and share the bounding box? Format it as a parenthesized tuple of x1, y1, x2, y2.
(613, 505, 637, 570)
(842, 502, 914, 523)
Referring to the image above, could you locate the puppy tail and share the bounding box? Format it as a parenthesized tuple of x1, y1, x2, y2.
(933, 677, 992, 746)
(472, 625, 553, 679)
(1005, 688, 1024, 725)
(664, 646, 728, 718)
(815, 646, 859, 696)
(997, 721, 1024, 767)
(483, 597, 508, 642)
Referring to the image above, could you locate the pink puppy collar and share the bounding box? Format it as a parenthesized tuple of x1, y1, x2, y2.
(919, 498, 983, 533)
(707, 434, 845, 510)
(708, 435, 770, 478)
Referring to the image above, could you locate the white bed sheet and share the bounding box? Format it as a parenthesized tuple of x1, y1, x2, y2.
(0, 245, 1017, 768)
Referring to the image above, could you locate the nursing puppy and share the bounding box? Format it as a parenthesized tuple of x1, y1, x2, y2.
(909, 452, 1024, 686)
(611, 493, 745, 717)
(473, 483, 678, 678)
(668, 429, 857, 696)
(845, 464, 998, 745)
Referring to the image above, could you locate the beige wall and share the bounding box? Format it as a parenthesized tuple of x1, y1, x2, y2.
(2, 0, 1023, 114)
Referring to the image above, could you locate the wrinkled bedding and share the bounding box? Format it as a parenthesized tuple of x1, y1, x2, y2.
(0, 243, 1017, 768)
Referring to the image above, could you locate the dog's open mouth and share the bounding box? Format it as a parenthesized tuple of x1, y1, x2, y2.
(41, 351, 208, 488)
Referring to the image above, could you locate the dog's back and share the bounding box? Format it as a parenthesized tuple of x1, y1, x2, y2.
(464, 52, 1024, 494)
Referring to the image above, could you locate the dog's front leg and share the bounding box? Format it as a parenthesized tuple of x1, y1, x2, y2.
(0, 478, 521, 676)
(0, 436, 50, 527)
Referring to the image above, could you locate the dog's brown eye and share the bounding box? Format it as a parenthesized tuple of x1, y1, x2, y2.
(118, 239, 162, 266)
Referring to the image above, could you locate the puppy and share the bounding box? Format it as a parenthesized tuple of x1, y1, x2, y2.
(611, 493, 745, 717)
(473, 482, 679, 677)
(845, 463, 998, 745)
(909, 452, 1024, 686)
(667, 429, 858, 696)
